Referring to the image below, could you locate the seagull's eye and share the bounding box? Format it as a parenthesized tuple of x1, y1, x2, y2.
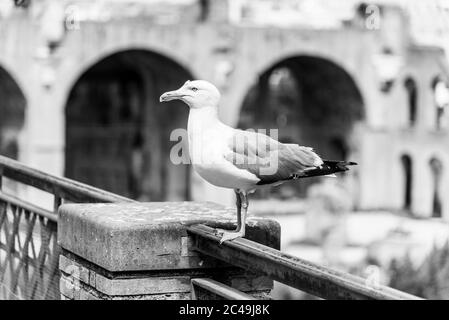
(191, 87, 198, 92)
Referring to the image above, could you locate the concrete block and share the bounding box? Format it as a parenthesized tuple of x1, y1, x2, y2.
(58, 201, 280, 299)
(58, 201, 280, 272)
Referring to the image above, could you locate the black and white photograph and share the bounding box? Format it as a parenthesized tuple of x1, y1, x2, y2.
(0, 0, 448, 304)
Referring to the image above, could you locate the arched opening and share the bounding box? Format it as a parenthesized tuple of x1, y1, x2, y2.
(199, 0, 210, 22)
(238, 56, 364, 198)
(431, 77, 449, 130)
(400, 154, 413, 212)
(404, 77, 417, 126)
(429, 157, 443, 218)
(0, 66, 26, 160)
(65, 50, 192, 201)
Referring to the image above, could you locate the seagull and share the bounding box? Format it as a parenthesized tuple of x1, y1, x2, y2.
(160, 80, 356, 243)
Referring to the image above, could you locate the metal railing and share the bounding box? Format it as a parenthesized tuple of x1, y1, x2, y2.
(0, 155, 134, 299)
(187, 225, 422, 300)
(0, 155, 421, 300)
(191, 278, 255, 300)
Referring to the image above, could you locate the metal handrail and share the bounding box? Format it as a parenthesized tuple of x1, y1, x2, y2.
(0, 155, 135, 204)
(191, 278, 256, 300)
(0, 191, 57, 222)
(188, 224, 423, 300)
(0, 155, 134, 300)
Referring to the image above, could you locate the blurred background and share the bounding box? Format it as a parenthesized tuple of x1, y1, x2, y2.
(1, 0, 449, 299)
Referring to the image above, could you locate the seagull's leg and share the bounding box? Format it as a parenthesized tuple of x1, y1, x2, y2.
(235, 189, 242, 231)
(219, 190, 247, 244)
(214, 189, 241, 236)
(239, 191, 248, 236)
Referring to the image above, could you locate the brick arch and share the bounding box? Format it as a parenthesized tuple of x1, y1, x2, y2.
(429, 155, 444, 218)
(232, 51, 366, 125)
(62, 45, 197, 99)
(400, 153, 413, 212)
(235, 53, 365, 198)
(237, 53, 366, 131)
(0, 64, 27, 160)
(63, 49, 195, 201)
(0, 57, 30, 102)
(255, 51, 362, 87)
(403, 76, 418, 126)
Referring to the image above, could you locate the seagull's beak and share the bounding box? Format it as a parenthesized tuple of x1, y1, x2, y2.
(159, 89, 185, 102)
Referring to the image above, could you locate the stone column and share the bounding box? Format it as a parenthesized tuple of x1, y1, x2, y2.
(58, 202, 280, 300)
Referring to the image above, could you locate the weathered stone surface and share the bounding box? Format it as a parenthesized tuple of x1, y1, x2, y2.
(60, 250, 273, 299)
(58, 202, 280, 272)
(58, 202, 279, 299)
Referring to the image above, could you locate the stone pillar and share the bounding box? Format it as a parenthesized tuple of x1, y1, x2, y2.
(58, 202, 280, 300)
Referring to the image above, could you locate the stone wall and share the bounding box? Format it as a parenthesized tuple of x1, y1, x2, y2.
(0, 2, 448, 218)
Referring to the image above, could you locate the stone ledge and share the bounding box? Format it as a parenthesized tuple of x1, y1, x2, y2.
(60, 275, 192, 300)
(58, 201, 280, 272)
(60, 253, 273, 300)
(60, 273, 271, 301)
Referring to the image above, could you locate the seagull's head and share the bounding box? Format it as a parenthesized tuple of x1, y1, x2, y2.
(159, 80, 221, 109)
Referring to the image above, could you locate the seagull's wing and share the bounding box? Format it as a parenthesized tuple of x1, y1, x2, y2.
(224, 130, 325, 185)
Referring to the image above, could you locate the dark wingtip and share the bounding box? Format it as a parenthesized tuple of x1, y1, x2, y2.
(337, 161, 357, 171)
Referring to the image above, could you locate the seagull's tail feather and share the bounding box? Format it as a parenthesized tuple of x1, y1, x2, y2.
(294, 160, 357, 179)
(323, 160, 357, 171)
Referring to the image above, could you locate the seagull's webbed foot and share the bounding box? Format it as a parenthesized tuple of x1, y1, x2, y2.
(218, 230, 245, 244)
(214, 189, 248, 244)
